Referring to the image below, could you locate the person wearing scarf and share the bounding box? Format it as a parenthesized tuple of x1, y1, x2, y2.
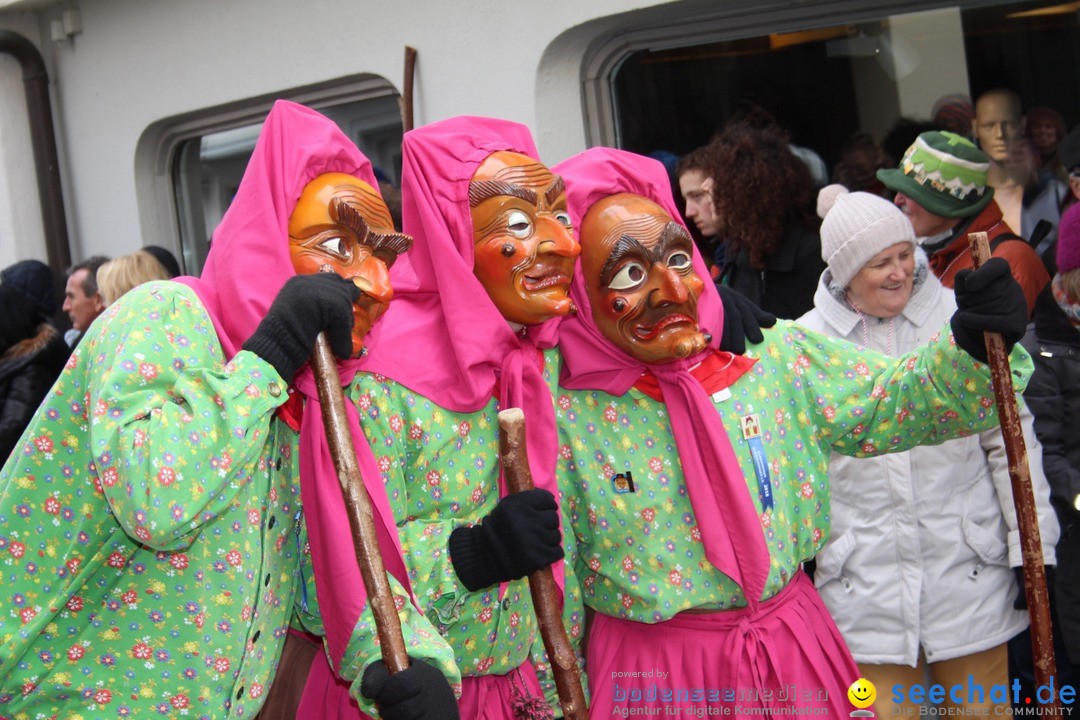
(320, 116, 584, 719)
(799, 185, 1057, 717)
(0, 100, 455, 719)
(551, 147, 1034, 716)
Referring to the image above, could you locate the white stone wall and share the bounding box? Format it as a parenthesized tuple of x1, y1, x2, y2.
(0, 0, 662, 264)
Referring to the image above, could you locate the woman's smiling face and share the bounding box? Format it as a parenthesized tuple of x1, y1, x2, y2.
(846, 242, 916, 319)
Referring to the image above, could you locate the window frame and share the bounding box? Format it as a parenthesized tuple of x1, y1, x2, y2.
(579, 0, 1004, 149)
(134, 73, 401, 276)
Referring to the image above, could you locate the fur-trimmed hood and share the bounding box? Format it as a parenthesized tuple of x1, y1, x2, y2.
(1, 322, 62, 364)
(0, 315, 71, 465)
(0, 322, 68, 381)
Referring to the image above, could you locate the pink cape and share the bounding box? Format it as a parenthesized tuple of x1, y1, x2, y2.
(359, 116, 565, 592)
(176, 100, 410, 675)
(552, 147, 769, 607)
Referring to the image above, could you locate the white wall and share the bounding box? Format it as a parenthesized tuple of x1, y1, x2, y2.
(1, 0, 669, 266)
(0, 12, 46, 270)
(892, 8, 970, 122)
(0, 0, 1000, 270)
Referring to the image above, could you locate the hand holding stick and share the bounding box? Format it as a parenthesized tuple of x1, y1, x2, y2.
(967, 232, 1059, 712)
(498, 408, 588, 719)
(312, 333, 410, 675)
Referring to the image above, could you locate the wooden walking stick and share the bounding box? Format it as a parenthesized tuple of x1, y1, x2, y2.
(311, 333, 410, 675)
(967, 232, 1060, 712)
(498, 408, 588, 720)
(400, 46, 417, 133)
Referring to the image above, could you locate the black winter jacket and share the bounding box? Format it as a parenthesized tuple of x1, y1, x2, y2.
(1021, 288, 1080, 661)
(719, 222, 825, 320)
(0, 322, 69, 464)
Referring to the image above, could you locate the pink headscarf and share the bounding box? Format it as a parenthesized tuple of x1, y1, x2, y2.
(360, 116, 564, 591)
(177, 100, 409, 669)
(553, 147, 769, 607)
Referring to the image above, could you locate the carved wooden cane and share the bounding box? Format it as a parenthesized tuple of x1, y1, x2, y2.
(311, 333, 410, 675)
(967, 232, 1059, 712)
(401, 46, 417, 133)
(497, 408, 588, 719)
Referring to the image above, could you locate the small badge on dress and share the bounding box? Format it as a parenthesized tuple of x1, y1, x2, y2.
(611, 471, 635, 494)
(741, 413, 773, 510)
(740, 413, 761, 439)
(711, 387, 732, 403)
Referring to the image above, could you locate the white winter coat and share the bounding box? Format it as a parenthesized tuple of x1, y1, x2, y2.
(797, 256, 1059, 666)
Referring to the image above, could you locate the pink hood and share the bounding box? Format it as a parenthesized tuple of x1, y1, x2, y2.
(178, 100, 410, 669)
(360, 115, 564, 591)
(554, 147, 769, 607)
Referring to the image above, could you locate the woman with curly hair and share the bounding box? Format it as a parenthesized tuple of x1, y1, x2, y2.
(708, 121, 826, 318)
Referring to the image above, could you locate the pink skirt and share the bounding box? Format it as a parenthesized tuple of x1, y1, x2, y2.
(297, 648, 548, 720)
(457, 661, 548, 719)
(296, 649, 370, 720)
(586, 572, 859, 717)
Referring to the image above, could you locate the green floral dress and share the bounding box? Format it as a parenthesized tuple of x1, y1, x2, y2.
(555, 321, 1032, 620)
(349, 347, 585, 713)
(0, 282, 456, 720)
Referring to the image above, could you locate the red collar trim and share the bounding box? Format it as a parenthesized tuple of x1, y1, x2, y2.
(633, 350, 757, 402)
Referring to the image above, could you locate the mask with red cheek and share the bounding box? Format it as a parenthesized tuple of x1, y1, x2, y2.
(469, 151, 580, 326)
(581, 192, 709, 364)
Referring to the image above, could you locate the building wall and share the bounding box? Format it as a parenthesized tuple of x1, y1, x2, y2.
(0, 0, 1036, 271)
(0, 0, 669, 266)
(0, 12, 47, 270)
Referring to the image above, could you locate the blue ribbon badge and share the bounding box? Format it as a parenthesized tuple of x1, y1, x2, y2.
(740, 413, 773, 510)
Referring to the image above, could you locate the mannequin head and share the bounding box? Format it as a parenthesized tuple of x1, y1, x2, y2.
(973, 89, 1024, 165)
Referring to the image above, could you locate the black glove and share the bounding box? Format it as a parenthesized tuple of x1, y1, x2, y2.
(242, 273, 359, 382)
(715, 284, 776, 355)
(360, 657, 460, 720)
(1013, 566, 1056, 610)
(449, 489, 563, 591)
(950, 257, 1028, 364)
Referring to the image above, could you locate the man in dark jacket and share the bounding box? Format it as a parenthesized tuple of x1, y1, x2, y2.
(878, 131, 1049, 317)
(62, 255, 109, 347)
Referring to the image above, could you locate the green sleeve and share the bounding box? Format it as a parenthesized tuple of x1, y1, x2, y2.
(289, 456, 462, 716)
(86, 283, 287, 551)
(784, 321, 1033, 458)
(350, 379, 475, 636)
(336, 577, 463, 715)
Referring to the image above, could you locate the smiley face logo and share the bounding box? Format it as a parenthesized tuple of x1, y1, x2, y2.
(848, 678, 876, 709)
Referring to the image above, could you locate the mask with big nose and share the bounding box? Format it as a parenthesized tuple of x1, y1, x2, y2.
(469, 151, 580, 327)
(581, 193, 708, 364)
(288, 172, 412, 356)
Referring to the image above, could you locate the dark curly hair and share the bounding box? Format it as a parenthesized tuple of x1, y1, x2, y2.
(704, 122, 815, 270)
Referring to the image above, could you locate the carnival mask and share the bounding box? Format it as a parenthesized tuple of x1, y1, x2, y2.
(581, 193, 708, 364)
(289, 172, 412, 356)
(469, 151, 580, 326)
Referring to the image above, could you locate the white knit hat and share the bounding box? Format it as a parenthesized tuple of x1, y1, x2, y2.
(817, 184, 916, 288)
